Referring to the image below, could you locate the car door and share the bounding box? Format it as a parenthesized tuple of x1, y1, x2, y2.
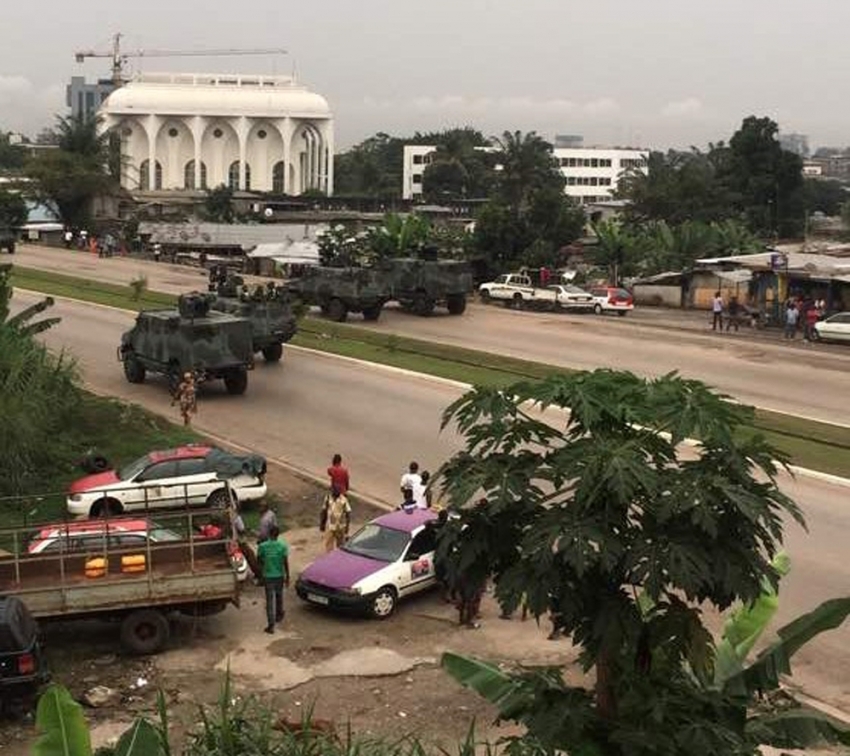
(131, 460, 181, 510)
(175, 456, 220, 505)
(832, 313, 850, 343)
(399, 526, 438, 596)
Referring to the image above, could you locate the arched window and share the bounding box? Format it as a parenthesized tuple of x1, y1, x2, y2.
(228, 161, 251, 191)
(139, 159, 163, 191)
(184, 160, 208, 190)
(272, 161, 285, 194)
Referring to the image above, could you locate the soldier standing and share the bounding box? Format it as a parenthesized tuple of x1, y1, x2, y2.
(173, 371, 197, 426)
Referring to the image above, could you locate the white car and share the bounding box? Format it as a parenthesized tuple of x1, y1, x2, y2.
(296, 509, 439, 618)
(546, 284, 595, 311)
(589, 286, 635, 316)
(66, 445, 267, 517)
(813, 312, 850, 343)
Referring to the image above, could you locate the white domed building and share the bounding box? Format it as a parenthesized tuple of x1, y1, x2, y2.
(99, 72, 334, 195)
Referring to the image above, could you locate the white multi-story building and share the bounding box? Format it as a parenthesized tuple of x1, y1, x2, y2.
(402, 143, 648, 204)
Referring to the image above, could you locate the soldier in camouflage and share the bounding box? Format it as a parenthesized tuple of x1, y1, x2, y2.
(173, 371, 197, 426)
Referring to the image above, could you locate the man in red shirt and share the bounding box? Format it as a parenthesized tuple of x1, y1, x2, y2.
(327, 453, 350, 494)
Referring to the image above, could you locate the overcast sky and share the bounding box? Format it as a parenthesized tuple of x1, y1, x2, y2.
(0, 0, 846, 151)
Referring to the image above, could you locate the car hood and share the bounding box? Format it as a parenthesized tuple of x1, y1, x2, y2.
(301, 549, 387, 590)
(68, 470, 121, 494)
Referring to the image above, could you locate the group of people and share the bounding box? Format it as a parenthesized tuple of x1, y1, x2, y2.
(783, 295, 826, 341)
(63, 228, 120, 257)
(711, 292, 751, 332)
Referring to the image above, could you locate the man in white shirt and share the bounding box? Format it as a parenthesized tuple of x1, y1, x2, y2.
(400, 461, 422, 502)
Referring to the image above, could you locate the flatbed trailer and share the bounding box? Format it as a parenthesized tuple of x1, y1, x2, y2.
(0, 508, 241, 654)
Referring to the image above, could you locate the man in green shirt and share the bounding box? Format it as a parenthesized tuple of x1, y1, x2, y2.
(257, 524, 290, 634)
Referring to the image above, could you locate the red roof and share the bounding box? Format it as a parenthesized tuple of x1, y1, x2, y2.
(148, 445, 212, 463)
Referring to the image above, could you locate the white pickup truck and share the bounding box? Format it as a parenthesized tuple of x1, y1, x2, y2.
(478, 273, 551, 309)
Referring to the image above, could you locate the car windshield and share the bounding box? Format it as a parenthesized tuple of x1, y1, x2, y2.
(343, 523, 410, 563)
(565, 285, 588, 294)
(119, 454, 152, 481)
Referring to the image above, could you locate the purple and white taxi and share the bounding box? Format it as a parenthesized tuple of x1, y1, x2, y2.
(296, 509, 439, 618)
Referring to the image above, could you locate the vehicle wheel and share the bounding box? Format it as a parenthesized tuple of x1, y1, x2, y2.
(206, 488, 232, 509)
(479, 290, 491, 304)
(123, 354, 146, 384)
(512, 293, 524, 310)
(224, 369, 248, 395)
(327, 298, 348, 322)
(120, 609, 170, 655)
(370, 587, 397, 619)
(811, 328, 821, 342)
(90, 497, 122, 517)
(362, 304, 382, 321)
(319, 302, 330, 315)
(262, 343, 283, 362)
(446, 294, 467, 315)
(412, 291, 435, 317)
(167, 364, 182, 397)
(594, 303, 603, 315)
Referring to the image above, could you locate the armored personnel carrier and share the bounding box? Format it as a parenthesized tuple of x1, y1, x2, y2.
(380, 257, 471, 316)
(119, 293, 253, 395)
(207, 266, 297, 362)
(287, 266, 392, 322)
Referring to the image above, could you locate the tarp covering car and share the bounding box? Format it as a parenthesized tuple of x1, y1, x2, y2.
(206, 448, 267, 479)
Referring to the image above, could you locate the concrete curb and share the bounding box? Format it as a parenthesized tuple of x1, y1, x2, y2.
(16, 288, 850, 490)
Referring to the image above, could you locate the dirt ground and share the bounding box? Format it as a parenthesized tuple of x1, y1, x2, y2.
(0, 464, 582, 755)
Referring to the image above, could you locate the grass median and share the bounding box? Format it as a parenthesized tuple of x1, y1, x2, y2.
(12, 265, 850, 477)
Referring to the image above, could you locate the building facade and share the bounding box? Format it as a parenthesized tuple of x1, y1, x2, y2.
(99, 72, 334, 195)
(67, 76, 117, 121)
(402, 144, 648, 203)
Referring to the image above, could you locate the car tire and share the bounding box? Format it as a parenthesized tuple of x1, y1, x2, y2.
(362, 304, 382, 321)
(512, 293, 524, 310)
(327, 298, 348, 322)
(262, 343, 283, 363)
(479, 290, 491, 303)
(120, 609, 170, 655)
(224, 369, 248, 395)
(90, 497, 122, 517)
(370, 586, 397, 619)
(594, 303, 603, 315)
(207, 488, 232, 509)
(446, 294, 467, 315)
(123, 354, 146, 384)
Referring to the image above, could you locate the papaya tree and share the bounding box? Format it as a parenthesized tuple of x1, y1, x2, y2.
(436, 369, 850, 755)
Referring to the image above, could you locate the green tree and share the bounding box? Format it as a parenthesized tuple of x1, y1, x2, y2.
(434, 369, 837, 755)
(420, 127, 496, 202)
(203, 185, 236, 223)
(366, 213, 432, 260)
(803, 178, 846, 216)
(0, 132, 26, 171)
(334, 132, 405, 198)
(26, 115, 115, 228)
(491, 129, 564, 210)
(0, 188, 28, 228)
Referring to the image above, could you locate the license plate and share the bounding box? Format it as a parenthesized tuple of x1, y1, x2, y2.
(307, 593, 329, 605)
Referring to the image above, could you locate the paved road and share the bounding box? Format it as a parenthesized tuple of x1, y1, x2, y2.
(14, 244, 850, 425)
(14, 290, 850, 713)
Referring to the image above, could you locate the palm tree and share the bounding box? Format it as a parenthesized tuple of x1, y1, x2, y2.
(491, 130, 563, 212)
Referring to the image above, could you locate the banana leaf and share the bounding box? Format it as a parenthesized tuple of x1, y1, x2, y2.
(441, 652, 534, 719)
(746, 709, 850, 749)
(33, 684, 92, 756)
(115, 718, 167, 756)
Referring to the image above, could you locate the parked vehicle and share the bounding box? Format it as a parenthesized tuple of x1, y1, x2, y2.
(118, 293, 254, 396)
(813, 312, 850, 343)
(27, 517, 249, 581)
(589, 286, 635, 316)
(478, 273, 550, 309)
(296, 509, 438, 618)
(208, 267, 297, 362)
(66, 445, 267, 517)
(0, 507, 243, 654)
(0, 226, 15, 255)
(287, 266, 392, 322)
(381, 257, 472, 316)
(0, 597, 49, 711)
(545, 284, 595, 312)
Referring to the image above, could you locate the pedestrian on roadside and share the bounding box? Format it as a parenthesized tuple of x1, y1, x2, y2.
(257, 524, 289, 634)
(327, 453, 350, 495)
(456, 573, 486, 629)
(784, 302, 799, 340)
(172, 371, 197, 426)
(63, 229, 73, 249)
(804, 302, 820, 342)
(711, 291, 724, 331)
(320, 485, 351, 551)
(256, 500, 278, 544)
(400, 461, 421, 496)
(413, 470, 432, 509)
(726, 296, 741, 332)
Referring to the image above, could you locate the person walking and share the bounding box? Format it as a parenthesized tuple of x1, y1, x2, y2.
(321, 486, 351, 551)
(711, 291, 724, 331)
(784, 302, 799, 340)
(172, 372, 197, 426)
(257, 524, 289, 634)
(327, 453, 350, 494)
(726, 296, 741, 332)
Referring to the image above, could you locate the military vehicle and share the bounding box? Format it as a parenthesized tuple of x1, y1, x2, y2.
(119, 293, 253, 395)
(380, 257, 471, 316)
(0, 226, 15, 255)
(207, 266, 297, 362)
(287, 266, 392, 322)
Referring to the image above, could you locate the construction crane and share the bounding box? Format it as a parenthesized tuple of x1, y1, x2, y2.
(74, 33, 288, 86)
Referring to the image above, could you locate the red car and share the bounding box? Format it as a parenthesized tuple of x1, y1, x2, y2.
(589, 286, 634, 316)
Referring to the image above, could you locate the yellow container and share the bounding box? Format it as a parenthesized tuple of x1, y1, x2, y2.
(121, 554, 147, 574)
(85, 557, 107, 578)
